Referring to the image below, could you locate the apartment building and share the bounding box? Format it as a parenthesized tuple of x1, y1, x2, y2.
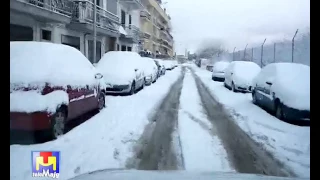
(10, 0, 121, 63)
(117, 0, 144, 52)
(139, 0, 174, 58)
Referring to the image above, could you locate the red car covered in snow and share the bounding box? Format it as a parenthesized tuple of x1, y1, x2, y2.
(10, 42, 106, 140)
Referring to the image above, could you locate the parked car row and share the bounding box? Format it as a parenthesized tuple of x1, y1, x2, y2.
(10, 41, 178, 140)
(210, 60, 310, 122)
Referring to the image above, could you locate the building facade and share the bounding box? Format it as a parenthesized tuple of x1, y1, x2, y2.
(10, 0, 174, 62)
(139, 0, 174, 58)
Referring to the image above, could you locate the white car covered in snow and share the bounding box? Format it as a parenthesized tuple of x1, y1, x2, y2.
(212, 61, 230, 82)
(96, 51, 145, 95)
(10, 42, 106, 140)
(141, 57, 159, 85)
(224, 61, 261, 92)
(252, 63, 310, 122)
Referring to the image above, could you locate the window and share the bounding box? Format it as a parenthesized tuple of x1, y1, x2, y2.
(117, 44, 120, 51)
(10, 24, 33, 41)
(61, 35, 80, 50)
(121, 45, 126, 51)
(129, 15, 132, 25)
(121, 10, 126, 26)
(127, 47, 132, 51)
(41, 30, 51, 41)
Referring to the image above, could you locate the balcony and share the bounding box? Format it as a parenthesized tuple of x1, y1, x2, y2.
(120, 25, 142, 43)
(68, 0, 120, 37)
(119, 0, 144, 10)
(140, 10, 151, 21)
(142, 32, 151, 39)
(10, 0, 74, 23)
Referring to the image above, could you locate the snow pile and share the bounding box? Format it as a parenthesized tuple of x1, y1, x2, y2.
(229, 61, 261, 87)
(193, 66, 310, 178)
(178, 69, 233, 171)
(10, 90, 69, 114)
(96, 51, 142, 85)
(10, 42, 99, 89)
(254, 63, 310, 110)
(10, 68, 182, 180)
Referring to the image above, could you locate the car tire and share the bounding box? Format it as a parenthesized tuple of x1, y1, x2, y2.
(232, 82, 237, 92)
(130, 82, 135, 95)
(98, 92, 105, 111)
(50, 107, 67, 140)
(275, 101, 284, 120)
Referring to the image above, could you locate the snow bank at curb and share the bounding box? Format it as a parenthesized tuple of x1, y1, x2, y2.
(191, 64, 310, 178)
(10, 67, 182, 180)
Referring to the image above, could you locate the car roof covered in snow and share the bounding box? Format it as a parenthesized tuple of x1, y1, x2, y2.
(69, 170, 308, 180)
(10, 41, 99, 88)
(213, 61, 230, 71)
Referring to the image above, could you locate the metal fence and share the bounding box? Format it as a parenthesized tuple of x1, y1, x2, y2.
(229, 30, 310, 67)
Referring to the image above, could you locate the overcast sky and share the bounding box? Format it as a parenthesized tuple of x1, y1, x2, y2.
(163, 0, 310, 55)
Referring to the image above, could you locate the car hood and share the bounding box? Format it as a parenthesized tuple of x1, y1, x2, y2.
(103, 72, 134, 85)
(69, 170, 308, 180)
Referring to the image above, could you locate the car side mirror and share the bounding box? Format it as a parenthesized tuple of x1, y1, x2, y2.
(266, 81, 272, 85)
(95, 73, 103, 79)
(134, 69, 138, 72)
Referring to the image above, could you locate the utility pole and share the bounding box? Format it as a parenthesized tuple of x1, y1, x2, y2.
(273, 43, 276, 62)
(251, 48, 253, 61)
(292, 29, 299, 63)
(261, 38, 266, 67)
(93, 0, 97, 63)
(233, 47, 236, 61)
(244, 43, 248, 60)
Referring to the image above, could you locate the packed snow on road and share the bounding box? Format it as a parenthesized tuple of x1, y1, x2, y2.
(190, 64, 310, 178)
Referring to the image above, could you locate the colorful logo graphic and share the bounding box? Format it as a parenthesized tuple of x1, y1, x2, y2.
(32, 151, 60, 178)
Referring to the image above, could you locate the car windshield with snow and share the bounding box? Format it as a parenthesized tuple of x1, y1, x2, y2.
(10, 0, 309, 180)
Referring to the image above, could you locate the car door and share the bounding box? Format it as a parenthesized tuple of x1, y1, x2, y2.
(66, 86, 84, 121)
(254, 66, 275, 109)
(134, 68, 143, 89)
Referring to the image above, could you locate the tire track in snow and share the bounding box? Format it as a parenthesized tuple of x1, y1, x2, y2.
(177, 68, 234, 172)
(189, 67, 296, 177)
(127, 67, 185, 170)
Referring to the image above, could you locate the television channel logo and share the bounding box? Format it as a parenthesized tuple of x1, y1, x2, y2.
(32, 151, 60, 178)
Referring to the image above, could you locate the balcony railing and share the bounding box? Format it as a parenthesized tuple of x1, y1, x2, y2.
(72, 0, 119, 26)
(140, 10, 151, 21)
(122, 25, 141, 41)
(16, 0, 74, 16)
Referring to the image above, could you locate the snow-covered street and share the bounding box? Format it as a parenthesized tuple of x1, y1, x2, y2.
(10, 65, 310, 180)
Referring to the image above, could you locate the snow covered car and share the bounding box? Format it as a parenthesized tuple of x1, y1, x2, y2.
(224, 61, 261, 92)
(212, 61, 230, 81)
(141, 57, 158, 85)
(153, 59, 163, 78)
(155, 59, 166, 75)
(252, 63, 310, 121)
(10, 42, 106, 140)
(96, 51, 145, 95)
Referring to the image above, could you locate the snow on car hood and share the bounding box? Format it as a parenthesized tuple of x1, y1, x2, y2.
(69, 170, 307, 180)
(271, 63, 310, 110)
